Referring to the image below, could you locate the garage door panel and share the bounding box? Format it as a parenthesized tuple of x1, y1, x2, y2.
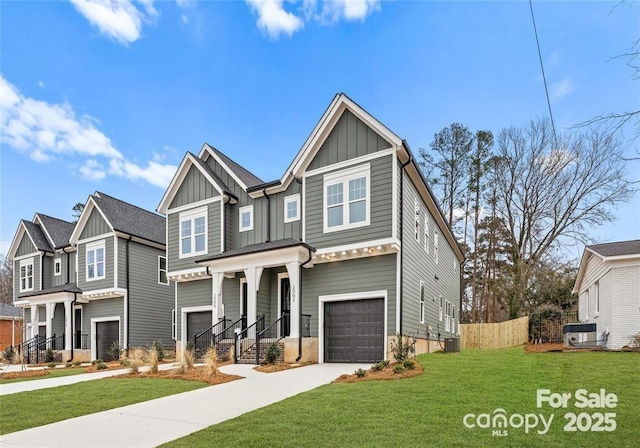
(96, 321, 119, 361)
(186, 311, 212, 345)
(325, 298, 384, 363)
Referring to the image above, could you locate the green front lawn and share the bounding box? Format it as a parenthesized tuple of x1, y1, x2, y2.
(0, 367, 87, 384)
(0, 378, 208, 435)
(165, 348, 639, 448)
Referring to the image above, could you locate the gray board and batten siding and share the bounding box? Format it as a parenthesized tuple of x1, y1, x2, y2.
(305, 155, 393, 248)
(127, 240, 174, 348)
(14, 256, 41, 300)
(15, 233, 36, 256)
(401, 170, 460, 338)
(169, 165, 218, 209)
(79, 209, 112, 240)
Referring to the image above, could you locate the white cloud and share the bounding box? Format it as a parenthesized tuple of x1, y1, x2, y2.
(246, 0, 304, 38)
(70, 0, 158, 45)
(1, 75, 177, 188)
(38, 81, 45, 88)
(551, 77, 575, 100)
(181, 14, 188, 24)
(246, 0, 380, 38)
(176, 0, 194, 7)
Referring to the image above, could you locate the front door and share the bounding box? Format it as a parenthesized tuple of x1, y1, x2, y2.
(74, 307, 83, 349)
(280, 277, 291, 337)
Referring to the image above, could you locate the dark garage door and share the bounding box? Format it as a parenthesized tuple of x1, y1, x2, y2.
(186, 311, 212, 345)
(325, 299, 384, 363)
(96, 321, 119, 361)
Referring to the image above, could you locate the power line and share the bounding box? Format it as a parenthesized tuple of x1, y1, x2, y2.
(529, 0, 560, 149)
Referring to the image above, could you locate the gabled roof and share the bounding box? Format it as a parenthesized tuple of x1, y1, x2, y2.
(35, 214, 75, 249)
(157, 152, 238, 214)
(587, 240, 640, 258)
(0, 303, 23, 318)
(21, 220, 53, 253)
(200, 144, 264, 190)
(92, 192, 166, 245)
(572, 239, 640, 293)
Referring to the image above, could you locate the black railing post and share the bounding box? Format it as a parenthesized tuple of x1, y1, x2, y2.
(234, 332, 238, 364)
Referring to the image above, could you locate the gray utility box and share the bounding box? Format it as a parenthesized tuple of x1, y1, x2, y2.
(563, 323, 597, 347)
(444, 337, 460, 353)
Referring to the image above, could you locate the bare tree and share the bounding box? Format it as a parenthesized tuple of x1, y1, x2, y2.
(0, 255, 13, 305)
(495, 118, 635, 318)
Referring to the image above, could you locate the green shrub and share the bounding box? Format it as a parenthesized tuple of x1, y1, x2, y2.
(151, 340, 165, 361)
(403, 359, 415, 370)
(390, 333, 415, 362)
(73, 361, 81, 367)
(92, 359, 103, 366)
(392, 364, 405, 374)
(355, 368, 366, 378)
(106, 341, 121, 361)
(2, 345, 15, 362)
(371, 362, 383, 372)
(264, 342, 282, 364)
(47, 362, 56, 368)
(44, 348, 55, 363)
(380, 359, 390, 367)
(96, 361, 107, 370)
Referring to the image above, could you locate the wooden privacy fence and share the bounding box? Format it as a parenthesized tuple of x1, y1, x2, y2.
(460, 316, 529, 349)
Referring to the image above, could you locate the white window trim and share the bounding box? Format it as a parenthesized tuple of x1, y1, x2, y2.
(86, 240, 106, 282)
(419, 281, 425, 324)
(284, 194, 300, 223)
(19, 258, 34, 292)
(91, 316, 120, 361)
(414, 199, 420, 241)
(54, 258, 62, 276)
(594, 282, 600, 316)
(424, 216, 430, 254)
(178, 207, 208, 259)
(239, 205, 254, 232)
(323, 163, 371, 234)
(158, 256, 169, 285)
(434, 232, 439, 264)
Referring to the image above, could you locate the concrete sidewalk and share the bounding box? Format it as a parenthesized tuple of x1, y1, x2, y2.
(0, 363, 181, 396)
(0, 363, 367, 447)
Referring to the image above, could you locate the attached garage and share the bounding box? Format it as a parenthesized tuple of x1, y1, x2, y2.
(95, 320, 119, 361)
(324, 298, 384, 363)
(186, 311, 212, 346)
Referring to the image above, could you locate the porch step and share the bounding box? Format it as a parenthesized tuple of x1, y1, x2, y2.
(236, 341, 285, 364)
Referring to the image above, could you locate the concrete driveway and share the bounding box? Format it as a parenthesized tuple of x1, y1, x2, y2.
(0, 363, 368, 447)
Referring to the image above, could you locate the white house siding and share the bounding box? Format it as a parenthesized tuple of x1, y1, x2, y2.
(610, 265, 640, 349)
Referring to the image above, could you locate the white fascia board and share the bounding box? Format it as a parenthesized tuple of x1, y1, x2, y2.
(7, 223, 31, 260)
(198, 245, 313, 274)
(69, 197, 115, 245)
(33, 214, 56, 250)
(18, 291, 79, 305)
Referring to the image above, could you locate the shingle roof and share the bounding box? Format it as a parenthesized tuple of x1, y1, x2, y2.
(0, 303, 23, 318)
(22, 220, 53, 253)
(207, 146, 264, 189)
(37, 214, 75, 249)
(188, 152, 236, 199)
(197, 239, 314, 263)
(92, 192, 166, 245)
(17, 283, 82, 299)
(588, 240, 640, 257)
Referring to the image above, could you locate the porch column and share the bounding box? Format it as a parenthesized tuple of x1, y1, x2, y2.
(211, 272, 224, 322)
(64, 300, 73, 351)
(45, 302, 55, 341)
(286, 262, 300, 338)
(30, 305, 39, 339)
(243, 267, 264, 328)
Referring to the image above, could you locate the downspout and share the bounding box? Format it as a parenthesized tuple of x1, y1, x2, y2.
(292, 172, 302, 241)
(296, 247, 314, 362)
(126, 236, 132, 353)
(263, 188, 271, 243)
(222, 196, 231, 252)
(67, 292, 78, 362)
(399, 155, 412, 335)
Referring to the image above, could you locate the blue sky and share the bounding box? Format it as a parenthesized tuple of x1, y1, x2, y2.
(1, 0, 638, 261)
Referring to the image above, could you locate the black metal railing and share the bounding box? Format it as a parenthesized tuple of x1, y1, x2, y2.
(301, 314, 311, 337)
(193, 317, 230, 358)
(18, 333, 66, 364)
(234, 314, 265, 363)
(530, 310, 579, 344)
(47, 333, 65, 351)
(256, 314, 287, 365)
(75, 332, 89, 350)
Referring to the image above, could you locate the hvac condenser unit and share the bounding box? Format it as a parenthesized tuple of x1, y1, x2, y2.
(444, 337, 460, 353)
(563, 323, 597, 347)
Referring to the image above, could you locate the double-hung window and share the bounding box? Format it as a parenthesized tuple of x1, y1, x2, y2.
(284, 194, 300, 223)
(86, 241, 105, 281)
(158, 256, 168, 285)
(239, 205, 254, 232)
(54, 258, 61, 276)
(20, 258, 34, 292)
(179, 207, 207, 258)
(323, 164, 370, 233)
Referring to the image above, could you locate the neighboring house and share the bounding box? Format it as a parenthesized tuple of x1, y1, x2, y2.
(158, 93, 464, 364)
(0, 303, 23, 351)
(573, 240, 640, 350)
(8, 192, 173, 361)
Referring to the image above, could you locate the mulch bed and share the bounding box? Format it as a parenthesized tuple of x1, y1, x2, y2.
(525, 342, 564, 353)
(334, 359, 424, 383)
(254, 362, 315, 373)
(0, 369, 49, 380)
(84, 361, 123, 373)
(119, 366, 243, 385)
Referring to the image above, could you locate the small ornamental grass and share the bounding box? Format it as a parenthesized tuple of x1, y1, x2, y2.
(148, 348, 159, 374)
(204, 347, 218, 377)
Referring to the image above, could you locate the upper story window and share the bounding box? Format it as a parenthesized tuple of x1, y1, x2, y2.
(20, 258, 34, 292)
(86, 240, 105, 281)
(414, 199, 420, 241)
(434, 232, 439, 264)
(54, 258, 61, 276)
(323, 164, 370, 233)
(179, 207, 207, 258)
(239, 205, 254, 232)
(158, 256, 168, 285)
(424, 216, 430, 254)
(284, 194, 300, 223)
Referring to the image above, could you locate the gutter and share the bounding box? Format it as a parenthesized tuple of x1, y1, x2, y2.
(398, 155, 412, 335)
(263, 188, 271, 243)
(222, 195, 232, 252)
(296, 247, 314, 362)
(67, 292, 78, 362)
